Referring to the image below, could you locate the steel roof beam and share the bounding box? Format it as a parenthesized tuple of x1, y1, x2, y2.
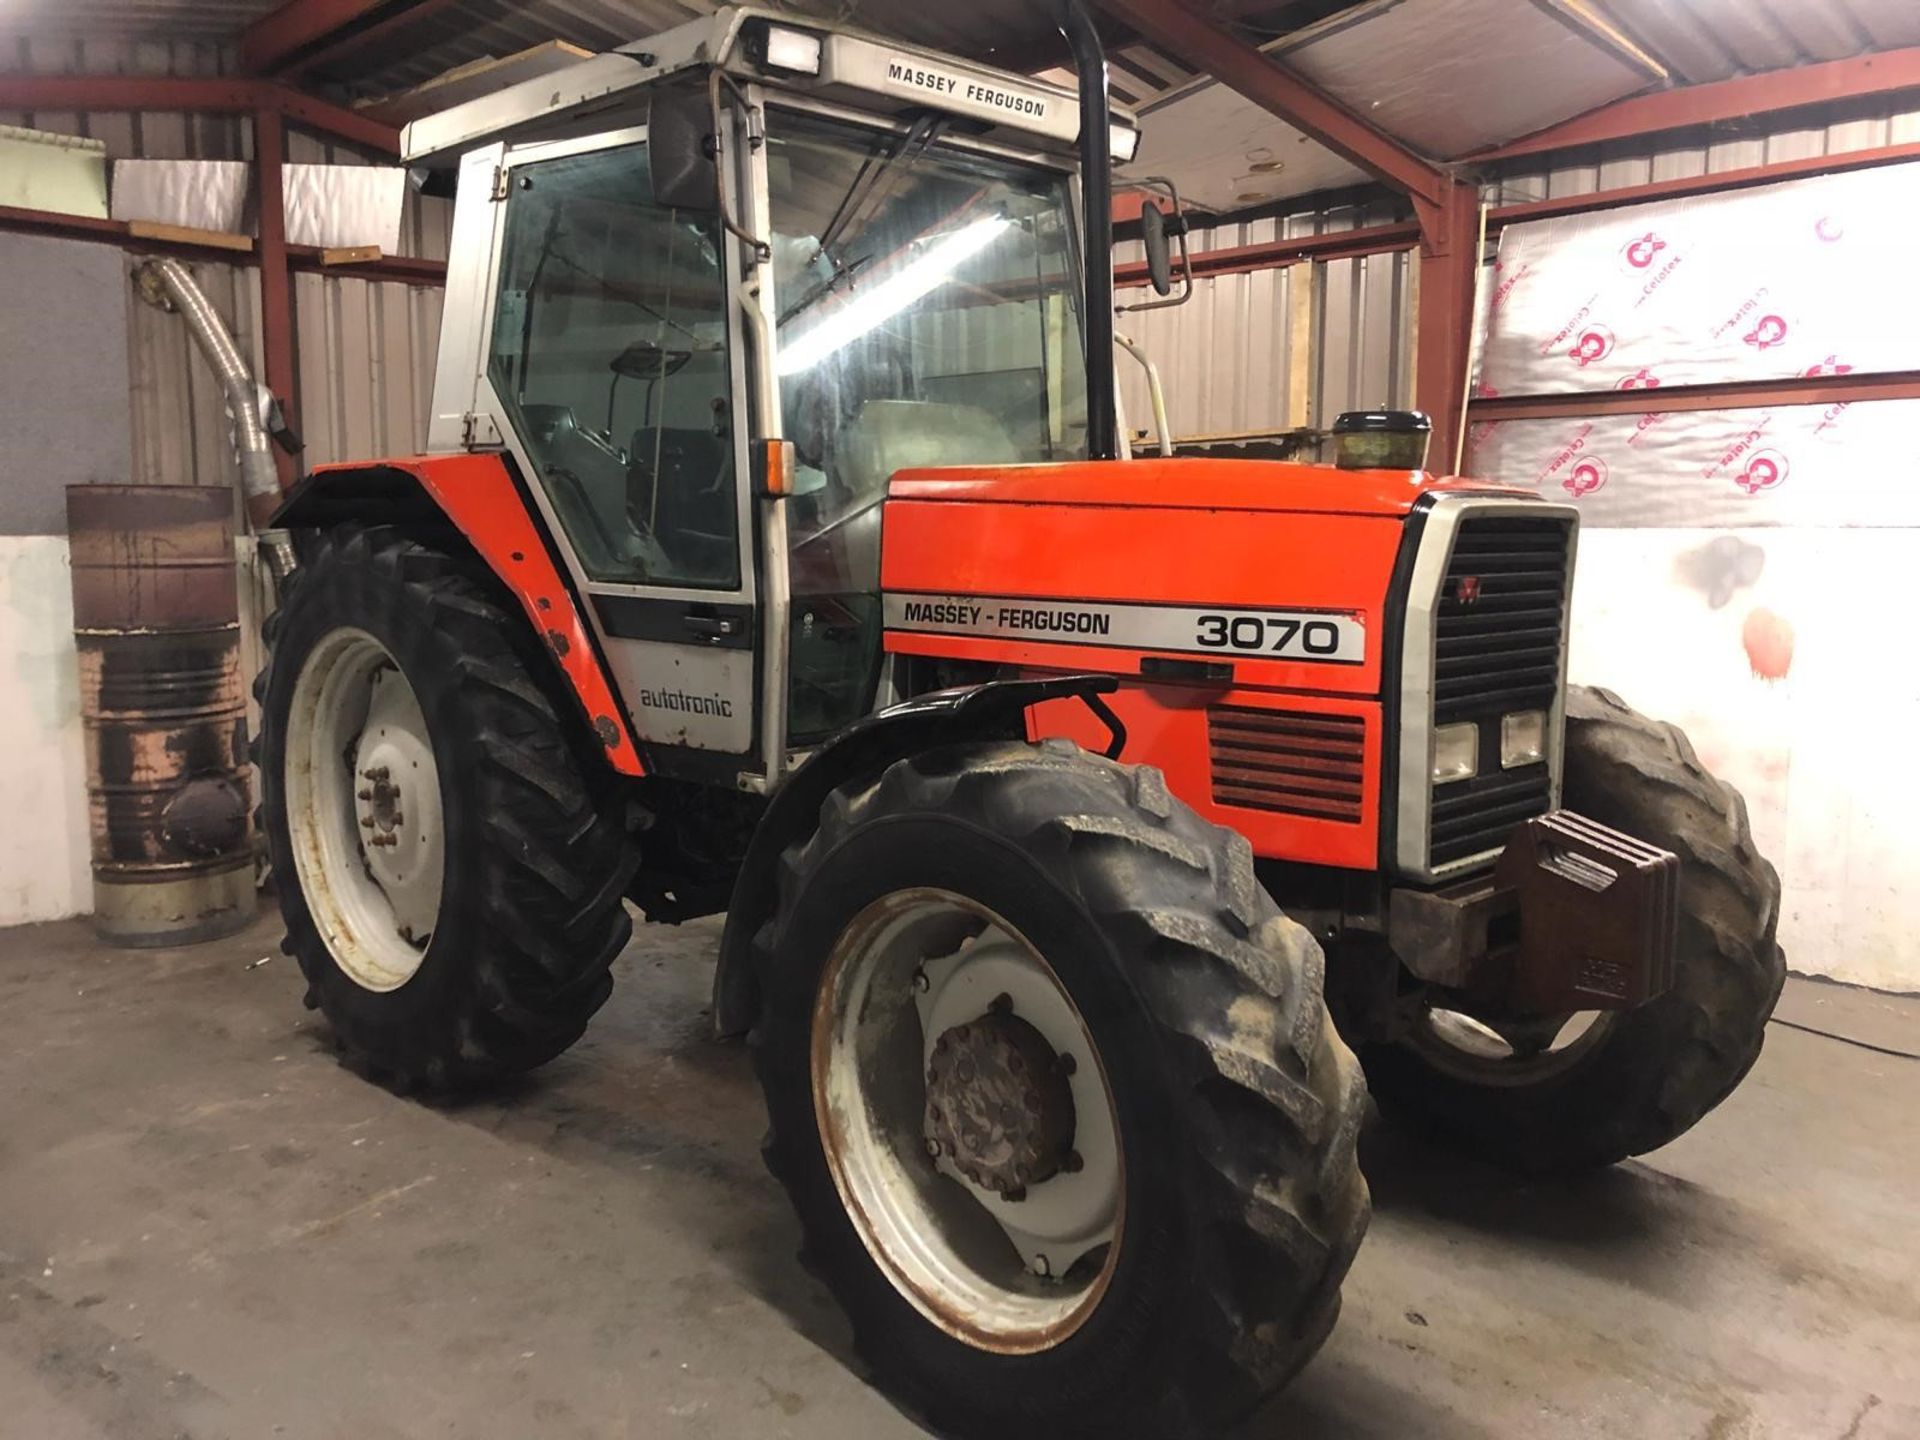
(0, 75, 398, 154)
(1477, 45, 1920, 161)
(240, 0, 458, 79)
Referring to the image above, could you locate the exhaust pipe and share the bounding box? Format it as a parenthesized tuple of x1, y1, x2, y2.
(134, 258, 288, 541)
(1061, 0, 1118, 461)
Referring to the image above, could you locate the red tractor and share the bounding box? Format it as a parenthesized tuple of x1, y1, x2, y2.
(254, 7, 1784, 1435)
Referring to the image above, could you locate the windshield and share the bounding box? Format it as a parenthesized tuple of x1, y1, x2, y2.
(764, 107, 1090, 742)
(767, 109, 1090, 525)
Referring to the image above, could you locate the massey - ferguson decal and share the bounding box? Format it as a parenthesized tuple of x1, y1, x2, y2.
(884, 594, 1366, 664)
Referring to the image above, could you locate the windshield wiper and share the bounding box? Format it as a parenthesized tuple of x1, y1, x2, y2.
(812, 113, 946, 270)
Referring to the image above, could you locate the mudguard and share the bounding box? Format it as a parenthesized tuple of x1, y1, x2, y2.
(710, 673, 1123, 1037)
(274, 457, 644, 775)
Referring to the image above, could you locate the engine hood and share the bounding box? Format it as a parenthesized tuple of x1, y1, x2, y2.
(887, 457, 1532, 517)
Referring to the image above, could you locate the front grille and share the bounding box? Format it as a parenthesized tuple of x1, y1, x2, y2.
(1422, 510, 1573, 871)
(1209, 707, 1366, 822)
(1434, 515, 1572, 724)
(1430, 766, 1553, 866)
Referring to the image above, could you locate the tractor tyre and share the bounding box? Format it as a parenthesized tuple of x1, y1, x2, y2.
(1362, 684, 1786, 1174)
(254, 524, 636, 1089)
(752, 738, 1368, 1439)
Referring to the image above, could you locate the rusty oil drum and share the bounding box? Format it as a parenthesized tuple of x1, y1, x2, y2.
(67, 485, 254, 946)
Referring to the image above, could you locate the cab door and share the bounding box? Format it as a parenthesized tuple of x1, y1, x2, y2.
(477, 129, 757, 757)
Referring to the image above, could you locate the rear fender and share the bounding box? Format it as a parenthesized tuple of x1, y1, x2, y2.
(274, 457, 644, 775)
(710, 674, 1123, 1037)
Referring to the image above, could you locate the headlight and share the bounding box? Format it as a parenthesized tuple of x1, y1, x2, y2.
(746, 21, 823, 75)
(1432, 722, 1479, 783)
(1500, 710, 1547, 768)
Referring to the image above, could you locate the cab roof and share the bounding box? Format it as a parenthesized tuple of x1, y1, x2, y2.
(402, 4, 1140, 170)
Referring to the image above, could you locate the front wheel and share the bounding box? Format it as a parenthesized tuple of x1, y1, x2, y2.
(255, 525, 636, 1089)
(1362, 685, 1786, 1174)
(753, 740, 1368, 1438)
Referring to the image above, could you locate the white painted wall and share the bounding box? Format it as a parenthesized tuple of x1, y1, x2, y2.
(0, 537, 91, 925)
(1570, 529, 1920, 994)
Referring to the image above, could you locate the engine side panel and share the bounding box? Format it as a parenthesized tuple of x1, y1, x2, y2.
(880, 479, 1409, 870)
(280, 456, 645, 776)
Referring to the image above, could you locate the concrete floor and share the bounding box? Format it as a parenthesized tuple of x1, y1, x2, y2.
(1, 908, 1915, 1440)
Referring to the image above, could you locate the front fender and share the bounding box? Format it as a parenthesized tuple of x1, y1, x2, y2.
(275, 457, 644, 775)
(710, 674, 1122, 1037)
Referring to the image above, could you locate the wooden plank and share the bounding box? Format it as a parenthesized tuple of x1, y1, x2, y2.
(319, 244, 382, 266)
(128, 218, 253, 252)
(356, 42, 595, 127)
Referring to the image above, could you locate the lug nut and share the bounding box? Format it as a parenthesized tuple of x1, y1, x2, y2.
(912, 969, 930, 993)
(361, 815, 375, 828)
(1055, 1053, 1077, 1078)
(924, 1137, 941, 1160)
(989, 992, 1013, 1015)
(357, 789, 373, 801)
(1031, 1254, 1051, 1278)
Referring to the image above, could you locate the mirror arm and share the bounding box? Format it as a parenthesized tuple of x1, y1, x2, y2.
(707, 68, 771, 264)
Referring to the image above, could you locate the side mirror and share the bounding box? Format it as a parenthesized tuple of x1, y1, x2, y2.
(1117, 178, 1192, 314)
(1141, 200, 1173, 297)
(648, 84, 719, 213)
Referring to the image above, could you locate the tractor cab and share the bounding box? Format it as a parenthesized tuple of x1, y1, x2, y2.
(405, 6, 1144, 781)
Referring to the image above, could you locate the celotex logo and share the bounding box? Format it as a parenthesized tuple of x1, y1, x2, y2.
(1736, 450, 1788, 496)
(1615, 367, 1660, 391)
(1568, 324, 1615, 367)
(1744, 314, 1789, 350)
(1564, 455, 1609, 499)
(1622, 232, 1665, 269)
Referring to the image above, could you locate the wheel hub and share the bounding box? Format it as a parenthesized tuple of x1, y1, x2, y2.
(925, 1001, 1077, 1199)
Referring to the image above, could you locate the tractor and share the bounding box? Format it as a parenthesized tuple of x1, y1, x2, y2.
(253, 6, 1785, 1435)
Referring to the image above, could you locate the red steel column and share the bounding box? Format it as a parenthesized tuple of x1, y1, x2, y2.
(1414, 183, 1480, 473)
(254, 107, 298, 493)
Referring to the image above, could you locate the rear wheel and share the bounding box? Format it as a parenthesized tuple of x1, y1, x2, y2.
(256, 525, 636, 1088)
(1362, 685, 1786, 1173)
(754, 740, 1368, 1438)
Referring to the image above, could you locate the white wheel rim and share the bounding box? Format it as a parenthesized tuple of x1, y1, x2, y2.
(284, 627, 446, 992)
(811, 888, 1123, 1353)
(1414, 1007, 1616, 1085)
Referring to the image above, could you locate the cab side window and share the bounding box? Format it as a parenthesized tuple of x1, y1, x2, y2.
(487, 142, 739, 590)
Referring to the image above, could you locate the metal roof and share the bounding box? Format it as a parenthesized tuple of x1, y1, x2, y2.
(7, 0, 1920, 211)
(1588, 0, 1920, 85)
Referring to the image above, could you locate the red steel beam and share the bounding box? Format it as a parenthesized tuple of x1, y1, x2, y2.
(1114, 219, 1420, 287)
(1092, 0, 1451, 209)
(1468, 369, 1920, 422)
(0, 75, 398, 154)
(255, 108, 299, 498)
(1489, 138, 1920, 228)
(1479, 45, 1920, 161)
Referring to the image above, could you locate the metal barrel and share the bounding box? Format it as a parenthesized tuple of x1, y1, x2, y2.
(67, 485, 255, 947)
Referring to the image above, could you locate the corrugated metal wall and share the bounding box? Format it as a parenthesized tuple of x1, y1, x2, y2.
(2, 32, 452, 486)
(1114, 197, 1414, 442)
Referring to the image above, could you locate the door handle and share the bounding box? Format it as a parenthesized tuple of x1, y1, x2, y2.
(685, 613, 740, 643)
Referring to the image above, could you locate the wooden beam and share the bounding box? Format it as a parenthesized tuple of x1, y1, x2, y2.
(1477, 45, 1920, 161)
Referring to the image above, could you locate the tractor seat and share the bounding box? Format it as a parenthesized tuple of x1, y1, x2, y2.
(837, 400, 1020, 498)
(627, 425, 737, 582)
